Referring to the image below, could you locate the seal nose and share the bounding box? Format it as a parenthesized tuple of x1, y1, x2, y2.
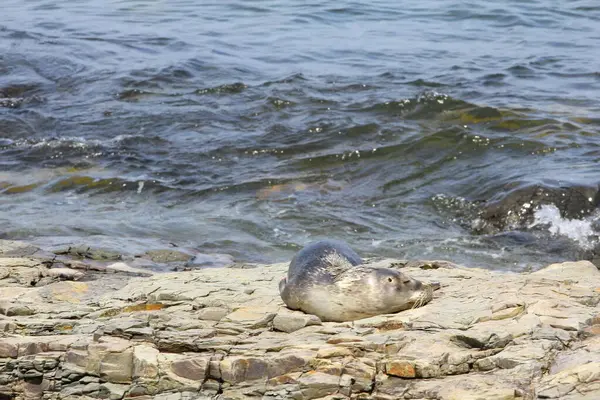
(413, 280, 422, 290)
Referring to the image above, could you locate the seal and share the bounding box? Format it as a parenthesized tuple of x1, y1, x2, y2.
(279, 239, 437, 322)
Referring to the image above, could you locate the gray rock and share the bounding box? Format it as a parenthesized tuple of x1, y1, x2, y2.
(273, 310, 322, 333)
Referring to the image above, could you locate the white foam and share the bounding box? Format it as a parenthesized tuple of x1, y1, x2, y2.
(529, 204, 597, 249)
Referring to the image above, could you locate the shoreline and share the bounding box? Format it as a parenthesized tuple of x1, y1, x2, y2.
(1, 238, 599, 399)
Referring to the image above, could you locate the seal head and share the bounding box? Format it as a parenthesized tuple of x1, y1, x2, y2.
(279, 239, 436, 322)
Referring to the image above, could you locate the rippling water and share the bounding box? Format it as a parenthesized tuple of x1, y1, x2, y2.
(1, 0, 600, 268)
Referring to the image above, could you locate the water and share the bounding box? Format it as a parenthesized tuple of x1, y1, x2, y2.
(1, 0, 600, 269)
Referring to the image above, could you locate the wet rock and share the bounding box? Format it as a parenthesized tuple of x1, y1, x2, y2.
(144, 249, 192, 263)
(296, 371, 340, 398)
(53, 245, 123, 261)
(170, 355, 211, 381)
(185, 253, 235, 268)
(132, 345, 160, 379)
(473, 183, 600, 234)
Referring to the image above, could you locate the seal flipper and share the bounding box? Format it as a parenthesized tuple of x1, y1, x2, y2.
(279, 277, 299, 310)
(278, 277, 287, 295)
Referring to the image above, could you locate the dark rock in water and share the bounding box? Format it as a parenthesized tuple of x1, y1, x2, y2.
(591, 218, 600, 232)
(0, 97, 24, 108)
(185, 253, 235, 269)
(483, 231, 539, 246)
(473, 184, 600, 234)
(579, 243, 600, 270)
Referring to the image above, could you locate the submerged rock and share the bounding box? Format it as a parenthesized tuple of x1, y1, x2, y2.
(473, 183, 600, 234)
(144, 249, 193, 263)
(53, 245, 123, 261)
(0, 240, 600, 399)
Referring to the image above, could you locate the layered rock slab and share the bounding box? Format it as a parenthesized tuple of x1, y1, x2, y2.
(1, 240, 599, 399)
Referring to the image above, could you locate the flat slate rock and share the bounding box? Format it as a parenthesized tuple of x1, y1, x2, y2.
(1, 240, 599, 400)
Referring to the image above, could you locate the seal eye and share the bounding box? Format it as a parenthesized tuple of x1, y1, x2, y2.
(387, 277, 393, 283)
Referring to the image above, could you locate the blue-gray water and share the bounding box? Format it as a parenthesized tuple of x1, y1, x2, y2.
(1, 0, 600, 269)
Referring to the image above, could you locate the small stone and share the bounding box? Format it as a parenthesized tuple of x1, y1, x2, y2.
(170, 356, 210, 381)
(202, 379, 222, 394)
(103, 318, 148, 337)
(133, 345, 160, 379)
(474, 357, 495, 371)
(316, 346, 354, 358)
(386, 360, 416, 378)
(273, 312, 321, 333)
(99, 382, 128, 400)
(85, 338, 134, 383)
(267, 351, 314, 378)
(197, 307, 229, 321)
(1, 304, 34, 316)
(105, 262, 155, 277)
(220, 356, 269, 383)
(296, 371, 340, 399)
(54, 245, 122, 261)
(99, 349, 134, 383)
(343, 359, 376, 392)
(414, 360, 441, 378)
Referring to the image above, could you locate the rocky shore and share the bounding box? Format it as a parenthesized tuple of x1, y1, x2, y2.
(1, 239, 599, 400)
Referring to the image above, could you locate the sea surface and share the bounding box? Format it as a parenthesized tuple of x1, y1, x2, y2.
(1, 0, 600, 269)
